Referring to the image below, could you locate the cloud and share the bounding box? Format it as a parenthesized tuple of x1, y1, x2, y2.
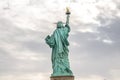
(77, 75, 105, 80)
(110, 69, 120, 80)
(0, 73, 49, 80)
(0, 0, 120, 80)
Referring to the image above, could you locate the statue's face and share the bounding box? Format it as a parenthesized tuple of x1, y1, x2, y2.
(57, 21, 63, 28)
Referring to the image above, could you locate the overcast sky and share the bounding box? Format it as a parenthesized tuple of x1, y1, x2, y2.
(0, 0, 120, 80)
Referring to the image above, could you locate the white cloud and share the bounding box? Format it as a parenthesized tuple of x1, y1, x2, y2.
(103, 39, 113, 44)
(71, 41, 80, 47)
(0, 73, 49, 80)
(78, 75, 104, 80)
(0, 0, 120, 80)
(110, 69, 120, 80)
(78, 28, 97, 33)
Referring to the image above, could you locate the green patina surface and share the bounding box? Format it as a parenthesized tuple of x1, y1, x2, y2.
(45, 14, 73, 77)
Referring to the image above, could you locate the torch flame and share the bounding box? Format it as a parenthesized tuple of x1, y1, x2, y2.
(66, 7, 70, 13)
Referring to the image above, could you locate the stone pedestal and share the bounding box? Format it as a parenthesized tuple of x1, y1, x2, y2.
(50, 76, 74, 80)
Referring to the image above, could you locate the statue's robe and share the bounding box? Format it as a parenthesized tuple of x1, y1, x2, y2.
(45, 24, 73, 76)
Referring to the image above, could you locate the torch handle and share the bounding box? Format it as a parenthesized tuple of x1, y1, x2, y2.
(66, 14, 70, 25)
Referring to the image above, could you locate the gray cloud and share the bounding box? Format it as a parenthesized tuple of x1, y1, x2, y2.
(0, 0, 120, 80)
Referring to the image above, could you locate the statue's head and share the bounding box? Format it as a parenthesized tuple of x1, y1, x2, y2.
(57, 21, 64, 28)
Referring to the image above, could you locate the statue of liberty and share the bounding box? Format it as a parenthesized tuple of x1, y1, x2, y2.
(45, 8, 73, 77)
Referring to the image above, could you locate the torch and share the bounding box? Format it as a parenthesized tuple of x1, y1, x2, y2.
(66, 7, 71, 15)
(66, 7, 71, 24)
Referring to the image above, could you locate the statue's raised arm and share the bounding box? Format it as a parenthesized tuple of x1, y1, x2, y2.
(65, 7, 71, 32)
(66, 14, 70, 25)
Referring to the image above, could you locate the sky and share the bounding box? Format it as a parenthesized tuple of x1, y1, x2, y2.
(0, 0, 120, 80)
